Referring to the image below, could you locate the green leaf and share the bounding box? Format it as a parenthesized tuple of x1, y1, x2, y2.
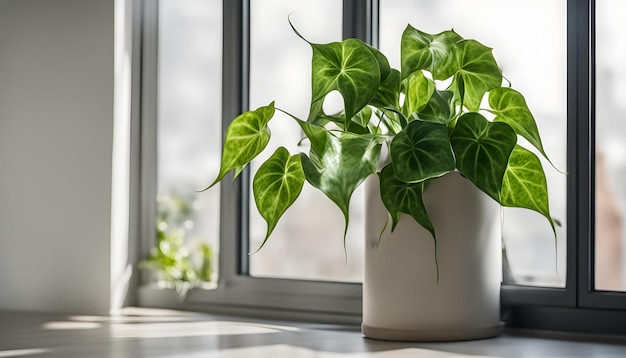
(299, 130, 382, 238)
(501, 145, 556, 236)
(348, 106, 372, 134)
(252, 147, 306, 251)
(488, 87, 552, 164)
(366, 44, 391, 83)
(390, 120, 455, 183)
(207, 103, 275, 188)
(450, 113, 517, 201)
(402, 70, 435, 115)
(233, 165, 245, 179)
(306, 99, 328, 126)
(375, 108, 405, 135)
(316, 108, 373, 134)
(378, 164, 434, 237)
(400, 25, 462, 80)
(298, 120, 329, 160)
(370, 69, 401, 109)
(308, 39, 381, 124)
(413, 90, 455, 125)
(450, 40, 502, 111)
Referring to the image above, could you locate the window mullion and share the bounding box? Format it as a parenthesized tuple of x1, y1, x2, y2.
(219, 0, 250, 284)
(342, 0, 374, 43)
(568, 0, 589, 307)
(138, 0, 159, 282)
(501, 0, 581, 308)
(580, 0, 626, 309)
(574, 0, 594, 307)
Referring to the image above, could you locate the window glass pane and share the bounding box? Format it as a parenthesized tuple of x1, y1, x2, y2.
(155, 0, 222, 289)
(248, 1, 360, 281)
(380, 0, 567, 287)
(595, 0, 626, 291)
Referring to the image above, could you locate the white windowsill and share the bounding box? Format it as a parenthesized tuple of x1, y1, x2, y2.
(1, 307, 626, 357)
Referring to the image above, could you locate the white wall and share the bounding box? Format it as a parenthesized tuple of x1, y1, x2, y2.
(0, 0, 125, 315)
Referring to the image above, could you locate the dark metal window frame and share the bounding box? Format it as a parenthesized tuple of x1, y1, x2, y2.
(503, 0, 626, 334)
(137, 0, 626, 334)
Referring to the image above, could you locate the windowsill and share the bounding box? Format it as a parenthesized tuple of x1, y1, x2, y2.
(1, 307, 625, 357)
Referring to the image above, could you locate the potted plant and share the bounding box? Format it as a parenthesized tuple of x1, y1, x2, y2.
(205, 22, 558, 341)
(140, 193, 215, 299)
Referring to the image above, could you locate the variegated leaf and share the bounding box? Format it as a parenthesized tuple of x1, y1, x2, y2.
(402, 70, 435, 115)
(501, 145, 556, 236)
(206, 103, 275, 188)
(414, 90, 455, 125)
(400, 25, 462, 80)
(489, 87, 552, 164)
(450, 112, 516, 201)
(370, 69, 401, 110)
(390, 120, 455, 183)
(450, 40, 502, 111)
(252, 147, 306, 251)
(308, 39, 381, 124)
(299, 128, 382, 239)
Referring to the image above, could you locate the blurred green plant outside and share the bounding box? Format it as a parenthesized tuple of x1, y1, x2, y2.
(140, 192, 214, 298)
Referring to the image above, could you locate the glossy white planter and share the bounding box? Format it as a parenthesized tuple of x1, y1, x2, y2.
(362, 171, 502, 341)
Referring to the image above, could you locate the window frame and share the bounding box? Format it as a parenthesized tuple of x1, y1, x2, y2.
(501, 0, 581, 309)
(137, 0, 368, 324)
(502, 0, 626, 332)
(136, 0, 626, 333)
(579, 0, 626, 311)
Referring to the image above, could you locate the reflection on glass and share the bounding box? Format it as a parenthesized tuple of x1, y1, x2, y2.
(380, 0, 567, 287)
(248, 1, 361, 281)
(157, 0, 222, 285)
(595, 0, 626, 291)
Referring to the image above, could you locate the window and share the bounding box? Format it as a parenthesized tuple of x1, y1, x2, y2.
(247, 0, 362, 282)
(137, 0, 626, 333)
(155, 0, 222, 289)
(139, 0, 362, 322)
(594, 0, 626, 293)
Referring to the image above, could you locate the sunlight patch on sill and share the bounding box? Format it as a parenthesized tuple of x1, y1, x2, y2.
(69, 306, 213, 324)
(110, 321, 301, 339)
(196, 345, 498, 357)
(68, 314, 196, 324)
(0, 348, 51, 357)
(42, 321, 102, 330)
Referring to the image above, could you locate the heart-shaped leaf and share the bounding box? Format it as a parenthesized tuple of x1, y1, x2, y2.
(450, 113, 516, 201)
(489, 87, 552, 164)
(252, 147, 306, 251)
(370, 69, 401, 109)
(315, 106, 372, 134)
(390, 120, 455, 183)
(348, 106, 372, 133)
(366, 44, 391, 83)
(375, 108, 406, 135)
(501, 145, 556, 236)
(207, 103, 275, 188)
(298, 120, 328, 160)
(299, 129, 382, 239)
(378, 164, 434, 237)
(401, 25, 462, 80)
(414, 90, 455, 125)
(402, 70, 435, 115)
(308, 39, 381, 124)
(450, 40, 502, 111)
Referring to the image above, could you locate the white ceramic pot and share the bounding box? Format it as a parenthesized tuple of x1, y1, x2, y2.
(362, 171, 502, 341)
